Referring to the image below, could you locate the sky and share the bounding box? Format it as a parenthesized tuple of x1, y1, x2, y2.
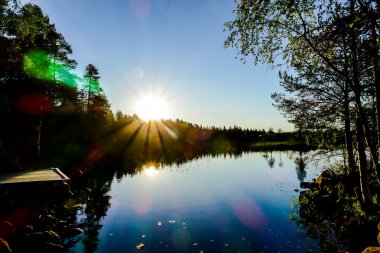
(21, 0, 293, 131)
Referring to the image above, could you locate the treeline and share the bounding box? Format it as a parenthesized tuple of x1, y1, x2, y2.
(115, 112, 298, 144)
(94, 113, 306, 172)
(225, 0, 380, 211)
(0, 1, 305, 173)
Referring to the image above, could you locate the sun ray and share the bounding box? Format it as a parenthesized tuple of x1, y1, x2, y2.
(161, 121, 178, 140)
(154, 122, 167, 155)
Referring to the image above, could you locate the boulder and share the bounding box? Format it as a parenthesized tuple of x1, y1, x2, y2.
(315, 169, 336, 188)
(0, 220, 15, 239)
(0, 238, 12, 253)
(42, 242, 64, 252)
(65, 227, 84, 237)
(64, 199, 83, 210)
(362, 246, 380, 253)
(300, 182, 319, 189)
(25, 225, 33, 233)
(26, 230, 60, 244)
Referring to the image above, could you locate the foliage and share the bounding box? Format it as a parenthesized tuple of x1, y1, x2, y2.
(0, 0, 112, 170)
(225, 0, 380, 211)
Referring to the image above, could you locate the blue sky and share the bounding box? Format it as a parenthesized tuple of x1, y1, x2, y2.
(21, 0, 293, 131)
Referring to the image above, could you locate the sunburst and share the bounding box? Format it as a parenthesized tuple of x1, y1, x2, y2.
(135, 94, 170, 121)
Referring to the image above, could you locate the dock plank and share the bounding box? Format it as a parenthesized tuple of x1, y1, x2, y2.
(0, 168, 69, 184)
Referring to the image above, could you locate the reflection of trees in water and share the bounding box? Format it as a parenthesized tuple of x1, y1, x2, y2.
(262, 151, 275, 168)
(79, 177, 112, 253)
(268, 152, 275, 168)
(5, 149, 316, 252)
(71, 149, 310, 252)
(71, 149, 312, 252)
(261, 150, 309, 180)
(261, 150, 311, 170)
(279, 152, 284, 167)
(289, 197, 349, 252)
(289, 192, 374, 253)
(64, 163, 117, 253)
(294, 151, 308, 182)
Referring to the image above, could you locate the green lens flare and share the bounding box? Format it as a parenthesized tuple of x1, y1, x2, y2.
(53, 63, 77, 88)
(83, 77, 102, 93)
(23, 50, 77, 88)
(23, 50, 51, 80)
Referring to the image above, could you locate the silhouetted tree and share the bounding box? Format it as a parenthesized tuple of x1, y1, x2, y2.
(225, 0, 380, 210)
(84, 64, 101, 114)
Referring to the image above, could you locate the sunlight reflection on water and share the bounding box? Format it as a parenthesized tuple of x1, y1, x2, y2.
(144, 165, 159, 177)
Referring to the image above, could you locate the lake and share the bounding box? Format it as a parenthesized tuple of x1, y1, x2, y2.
(67, 151, 329, 253)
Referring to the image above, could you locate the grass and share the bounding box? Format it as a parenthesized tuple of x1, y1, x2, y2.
(249, 141, 315, 151)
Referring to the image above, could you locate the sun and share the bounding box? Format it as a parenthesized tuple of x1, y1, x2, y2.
(135, 94, 170, 121)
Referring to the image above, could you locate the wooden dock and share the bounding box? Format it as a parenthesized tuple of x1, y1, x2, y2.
(0, 168, 69, 185)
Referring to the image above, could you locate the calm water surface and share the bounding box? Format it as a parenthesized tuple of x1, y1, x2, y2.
(72, 151, 326, 253)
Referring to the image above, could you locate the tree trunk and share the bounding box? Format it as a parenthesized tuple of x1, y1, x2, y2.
(348, 0, 375, 208)
(355, 94, 380, 185)
(36, 119, 42, 158)
(355, 116, 373, 208)
(87, 77, 91, 114)
(370, 18, 380, 180)
(344, 87, 356, 177)
(344, 81, 355, 177)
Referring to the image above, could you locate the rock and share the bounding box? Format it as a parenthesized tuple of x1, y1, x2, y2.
(315, 169, 336, 187)
(300, 182, 319, 189)
(362, 246, 380, 253)
(0, 221, 13, 229)
(0, 238, 12, 253)
(136, 243, 144, 250)
(42, 242, 64, 252)
(0, 220, 15, 239)
(26, 230, 60, 243)
(46, 230, 60, 240)
(71, 204, 83, 209)
(64, 199, 83, 210)
(66, 227, 84, 237)
(25, 225, 33, 233)
(65, 238, 81, 248)
(294, 189, 300, 192)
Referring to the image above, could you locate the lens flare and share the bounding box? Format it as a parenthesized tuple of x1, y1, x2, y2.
(23, 49, 78, 88)
(231, 196, 266, 230)
(16, 93, 52, 114)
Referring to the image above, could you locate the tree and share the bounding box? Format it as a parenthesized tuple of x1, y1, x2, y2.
(225, 0, 380, 209)
(84, 64, 101, 113)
